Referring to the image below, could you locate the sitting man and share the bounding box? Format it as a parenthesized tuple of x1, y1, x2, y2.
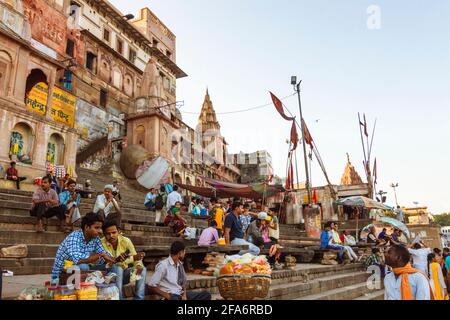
(378, 228, 388, 242)
(30, 176, 67, 233)
(330, 223, 359, 262)
(320, 222, 344, 263)
(6, 161, 26, 190)
(149, 241, 211, 300)
(51, 212, 115, 283)
(246, 215, 265, 247)
(224, 202, 260, 256)
(112, 180, 121, 201)
(144, 188, 157, 211)
(341, 230, 357, 246)
(59, 179, 81, 232)
(198, 220, 220, 246)
(101, 220, 147, 300)
(384, 245, 433, 300)
(93, 185, 121, 226)
(365, 248, 386, 278)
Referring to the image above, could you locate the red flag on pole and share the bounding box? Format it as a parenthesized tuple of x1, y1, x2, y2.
(302, 119, 314, 147)
(290, 122, 298, 151)
(312, 189, 318, 204)
(270, 92, 295, 121)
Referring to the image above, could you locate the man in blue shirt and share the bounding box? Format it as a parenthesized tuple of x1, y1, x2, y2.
(51, 212, 115, 282)
(144, 188, 157, 211)
(59, 179, 81, 232)
(224, 202, 260, 256)
(320, 222, 344, 262)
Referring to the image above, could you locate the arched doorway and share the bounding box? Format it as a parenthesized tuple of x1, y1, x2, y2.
(174, 173, 182, 186)
(9, 122, 33, 164)
(135, 125, 145, 147)
(25, 69, 47, 99)
(47, 133, 65, 166)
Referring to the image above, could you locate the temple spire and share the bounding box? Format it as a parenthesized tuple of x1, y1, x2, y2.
(198, 87, 220, 133)
(340, 153, 364, 185)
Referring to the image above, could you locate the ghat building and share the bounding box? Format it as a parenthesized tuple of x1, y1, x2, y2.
(0, 0, 239, 189)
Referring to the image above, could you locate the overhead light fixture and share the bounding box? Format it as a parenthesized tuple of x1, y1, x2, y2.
(291, 76, 297, 85)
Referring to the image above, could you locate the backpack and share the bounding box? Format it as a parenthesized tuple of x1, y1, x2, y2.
(155, 193, 165, 210)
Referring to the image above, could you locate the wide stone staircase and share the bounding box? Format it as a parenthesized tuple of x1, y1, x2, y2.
(0, 167, 384, 300)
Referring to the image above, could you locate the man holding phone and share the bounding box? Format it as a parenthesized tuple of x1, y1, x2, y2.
(101, 220, 147, 300)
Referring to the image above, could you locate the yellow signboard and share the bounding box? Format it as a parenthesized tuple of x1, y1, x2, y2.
(26, 82, 48, 115)
(51, 87, 76, 127)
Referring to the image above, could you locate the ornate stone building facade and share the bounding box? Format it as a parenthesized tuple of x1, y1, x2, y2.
(0, 0, 78, 184)
(0, 0, 240, 189)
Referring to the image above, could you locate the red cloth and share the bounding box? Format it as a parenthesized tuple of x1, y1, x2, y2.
(340, 234, 345, 244)
(270, 92, 295, 121)
(290, 122, 298, 151)
(6, 167, 18, 179)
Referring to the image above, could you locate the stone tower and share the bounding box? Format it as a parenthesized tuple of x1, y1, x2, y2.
(340, 153, 364, 185)
(197, 88, 225, 163)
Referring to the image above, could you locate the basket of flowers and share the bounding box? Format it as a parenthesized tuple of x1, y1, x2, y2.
(216, 254, 271, 300)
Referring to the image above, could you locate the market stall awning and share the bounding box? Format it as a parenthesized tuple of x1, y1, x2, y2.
(335, 196, 392, 210)
(178, 183, 285, 200)
(201, 177, 249, 189)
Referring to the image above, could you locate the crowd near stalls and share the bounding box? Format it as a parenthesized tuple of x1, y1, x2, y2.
(320, 213, 450, 300)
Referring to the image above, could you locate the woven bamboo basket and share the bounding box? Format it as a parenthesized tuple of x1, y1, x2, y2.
(217, 274, 271, 300)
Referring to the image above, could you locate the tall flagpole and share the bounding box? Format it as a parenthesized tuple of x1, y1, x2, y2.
(293, 78, 312, 205)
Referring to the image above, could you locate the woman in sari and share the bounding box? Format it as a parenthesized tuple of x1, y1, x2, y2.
(428, 253, 448, 300)
(164, 201, 187, 237)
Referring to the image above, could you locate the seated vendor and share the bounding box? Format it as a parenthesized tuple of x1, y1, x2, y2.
(198, 220, 220, 246)
(50, 212, 115, 283)
(149, 241, 211, 300)
(101, 220, 147, 300)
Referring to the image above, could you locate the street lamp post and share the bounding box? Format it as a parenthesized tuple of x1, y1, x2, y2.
(390, 183, 399, 207)
(377, 190, 387, 203)
(291, 76, 312, 205)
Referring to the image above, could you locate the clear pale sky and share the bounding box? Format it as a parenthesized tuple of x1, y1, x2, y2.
(110, 0, 450, 214)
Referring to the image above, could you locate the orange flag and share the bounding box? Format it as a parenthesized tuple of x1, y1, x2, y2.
(302, 119, 314, 147)
(270, 92, 295, 121)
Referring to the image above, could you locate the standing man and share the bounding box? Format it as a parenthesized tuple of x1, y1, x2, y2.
(396, 206, 405, 223)
(154, 185, 168, 223)
(407, 242, 432, 274)
(51, 212, 115, 283)
(210, 198, 225, 237)
(93, 185, 121, 226)
(384, 245, 433, 300)
(268, 208, 280, 244)
(6, 161, 26, 190)
(101, 220, 147, 300)
(443, 247, 450, 293)
(224, 202, 260, 256)
(149, 241, 211, 300)
(30, 176, 66, 233)
(166, 185, 182, 211)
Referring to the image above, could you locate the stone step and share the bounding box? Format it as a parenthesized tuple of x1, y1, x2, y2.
(0, 257, 55, 275)
(0, 243, 152, 259)
(295, 281, 371, 300)
(268, 271, 368, 300)
(353, 289, 385, 300)
(0, 229, 187, 246)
